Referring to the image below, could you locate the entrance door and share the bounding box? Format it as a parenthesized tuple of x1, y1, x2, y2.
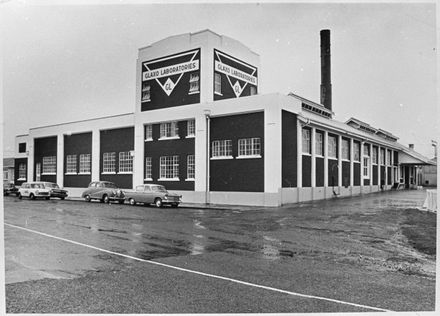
(404, 166, 409, 189)
(36, 163, 41, 181)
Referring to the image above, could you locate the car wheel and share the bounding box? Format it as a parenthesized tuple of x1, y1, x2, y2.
(154, 198, 163, 208)
(18, 193, 22, 200)
(84, 195, 91, 202)
(30, 193, 35, 200)
(129, 198, 136, 206)
(102, 194, 109, 204)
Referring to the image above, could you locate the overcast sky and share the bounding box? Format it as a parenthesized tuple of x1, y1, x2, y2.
(1, 1, 437, 158)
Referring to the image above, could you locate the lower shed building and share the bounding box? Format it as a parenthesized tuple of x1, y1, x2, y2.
(13, 29, 433, 206)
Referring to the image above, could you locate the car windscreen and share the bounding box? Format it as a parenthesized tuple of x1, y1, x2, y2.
(103, 183, 117, 188)
(151, 185, 167, 193)
(44, 183, 59, 189)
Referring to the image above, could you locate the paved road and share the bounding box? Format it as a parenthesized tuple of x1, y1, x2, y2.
(3, 190, 436, 313)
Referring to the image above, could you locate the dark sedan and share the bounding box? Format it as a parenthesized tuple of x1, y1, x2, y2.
(43, 182, 68, 200)
(3, 181, 18, 196)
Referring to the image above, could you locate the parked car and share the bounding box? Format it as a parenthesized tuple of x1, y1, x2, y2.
(81, 181, 125, 204)
(124, 184, 182, 207)
(18, 182, 51, 200)
(43, 182, 68, 200)
(3, 181, 18, 196)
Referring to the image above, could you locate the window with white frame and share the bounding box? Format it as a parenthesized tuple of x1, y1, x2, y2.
(42, 156, 56, 174)
(214, 73, 222, 95)
(341, 139, 350, 160)
(66, 155, 77, 173)
(363, 144, 370, 178)
(238, 138, 261, 157)
(160, 121, 179, 139)
(79, 154, 91, 173)
(159, 156, 179, 180)
(18, 163, 26, 180)
(187, 119, 195, 137)
(103, 152, 116, 173)
(187, 155, 195, 179)
(353, 142, 360, 162)
(372, 147, 378, 164)
(141, 82, 150, 102)
(380, 148, 385, 165)
(328, 136, 337, 158)
(145, 124, 153, 141)
(119, 151, 133, 173)
(302, 128, 311, 154)
(212, 140, 232, 158)
(145, 157, 152, 180)
(189, 73, 199, 93)
(387, 150, 392, 165)
(316, 132, 324, 156)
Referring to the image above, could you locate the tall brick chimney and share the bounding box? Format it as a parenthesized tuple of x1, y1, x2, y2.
(320, 29, 332, 111)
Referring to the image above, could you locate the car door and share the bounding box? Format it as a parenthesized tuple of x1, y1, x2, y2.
(143, 185, 155, 204)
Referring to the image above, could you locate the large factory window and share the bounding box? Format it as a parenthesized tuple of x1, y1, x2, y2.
(160, 121, 179, 139)
(387, 150, 392, 165)
(79, 154, 91, 174)
(159, 156, 179, 180)
(189, 73, 199, 94)
(380, 148, 385, 165)
(42, 156, 56, 174)
(315, 132, 324, 156)
(103, 152, 116, 173)
(302, 128, 311, 154)
(212, 140, 232, 159)
(187, 120, 195, 137)
(145, 125, 153, 141)
(145, 157, 152, 180)
(238, 138, 261, 158)
(187, 155, 195, 180)
(363, 144, 370, 179)
(341, 139, 350, 160)
(119, 152, 133, 173)
(372, 147, 378, 164)
(18, 163, 26, 180)
(66, 155, 77, 174)
(328, 136, 337, 158)
(353, 142, 360, 162)
(214, 73, 222, 95)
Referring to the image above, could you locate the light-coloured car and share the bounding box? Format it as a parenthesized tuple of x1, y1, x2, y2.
(124, 184, 182, 207)
(81, 181, 125, 204)
(18, 182, 51, 200)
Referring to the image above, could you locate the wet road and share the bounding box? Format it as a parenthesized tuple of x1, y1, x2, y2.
(3, 190, 436, 313)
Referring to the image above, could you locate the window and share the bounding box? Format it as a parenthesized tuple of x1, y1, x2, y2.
(238, 138, 261, 157)
(119, 151, 133, 173)
(214, 73, 222, 95)
(341, 139, 350, 160)
(18, 163, 26, 180)
(302, 128, 311, 154)
(79, 154, 91, 174)
(66, 155, 77, 173)
(187, 119, 195, 137)
(145, 157, 152, 180)
(145, 124, 153, 141)
(328, 135, 337, 158)
(189, 73, 199, 94)
(103, 152, 116, 173)
(160, 121, 179, 139)
(353, 142, 360, 162)
(316, 132, 324, 156)
(250, 86, 257, 95)
(18, 143, 26, 153)
(212, 140, 232, 158)
(187, 155, 195, 180)
(363, 144, 370, 179)
(387, 150, 392, 165)
(380, 148, 385, 165)
(159, 156, 179, 180)
(372, 147, 378, 164)
(141, 83, 150, 102)
(42, 156, 56, 174)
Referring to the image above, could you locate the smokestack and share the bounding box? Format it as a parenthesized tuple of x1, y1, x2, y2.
(320, 29, 332, 111)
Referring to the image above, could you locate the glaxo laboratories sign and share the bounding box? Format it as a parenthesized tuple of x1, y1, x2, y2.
(143, 61, 199, 81)
(214, 61, 258, 86)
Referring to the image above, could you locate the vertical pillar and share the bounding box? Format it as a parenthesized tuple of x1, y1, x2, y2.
(264, 107, 282, 193)
(133, 123, 144, 188)
(311, 127, 316, 188)
(349, 138, 354, 188)
(195, 112, 208, 193)
(56, 134, 64, 187)
(384, 148, 388, 189)
(324, 130, 329, 193)
(296, 121, 303, 189)
(337, 135, 342, 188)
(377, 146, 381, 189)
(360, 141, 364, 192)
(91, 129, 100, 182)
(369, 143, 373, 190)
(28, 138, 34, 182)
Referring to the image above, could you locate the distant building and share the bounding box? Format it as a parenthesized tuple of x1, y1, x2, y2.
(13, 29, 435, 206)
(421, 157, 437, 187)
(3, 158, 15, 183)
